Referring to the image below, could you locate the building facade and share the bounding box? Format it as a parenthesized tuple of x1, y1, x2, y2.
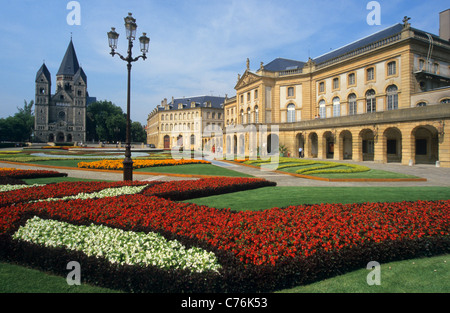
(224, 13, 450, 167)
(147, 96, 225, 150)
(34, 40, 95, 143)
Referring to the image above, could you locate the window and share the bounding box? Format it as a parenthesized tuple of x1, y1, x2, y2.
(161, 115, 164, 121)
(287, 87, 294, 97)
(254, 106, 259, 123)
(417, 102, 427, 107)
(386, 85, 398, 110)
(240, 109, 244, 124)
(332, 78, 339, 90)
(287, 104, 296, 123)
(433, 63, 439, 74)
(366, 89, 376, 113)
(240, 94, 244, 104)
(319, 100, 326, 119)
(348, 93, 357, 115)
(247, 107, 251, 123)
(332, 97, 340, 117)
(348, 73, 356, 86)
(419, 59, 425, 71)
(366, 67, 375, 81)
(254, 89, 258, 99)
(441, 98, 450, 104)
(247, 92, 251, 102)
(387, 140, 397, 154)
(387, 61, 397, 76)
(319, 82, 325, 93)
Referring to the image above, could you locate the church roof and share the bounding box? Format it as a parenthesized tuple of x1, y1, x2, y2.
(57, 39, 80, 76)
(36, 63, 51, 83)
(74, 67, 87, 84)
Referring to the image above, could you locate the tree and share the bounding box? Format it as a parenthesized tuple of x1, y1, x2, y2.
(0, 100, 34, 142)
(131, 121, 147, 143)
(87, 100, 146, 143)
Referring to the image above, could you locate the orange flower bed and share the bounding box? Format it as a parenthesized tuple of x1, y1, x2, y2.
(77, 159, 211, 170)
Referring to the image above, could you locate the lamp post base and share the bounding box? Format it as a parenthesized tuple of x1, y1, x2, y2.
(123, 157, 133, 181)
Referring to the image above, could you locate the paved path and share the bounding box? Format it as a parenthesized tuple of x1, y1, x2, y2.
(2, 157, 449, 187)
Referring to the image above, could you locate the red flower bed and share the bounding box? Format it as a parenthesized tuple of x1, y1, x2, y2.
(0, 180, 151, 208)
(0, 168, 68, 179)
(1, 177, 448, 292)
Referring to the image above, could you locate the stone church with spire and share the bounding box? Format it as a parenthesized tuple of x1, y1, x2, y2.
(34, 39, 95, 143)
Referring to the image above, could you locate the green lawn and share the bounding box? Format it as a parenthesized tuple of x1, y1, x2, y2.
(184, 186, 450, 211)
(277, 254, 449, 293)
(0, 262, 120, 293)
(135, 163, 253, 177)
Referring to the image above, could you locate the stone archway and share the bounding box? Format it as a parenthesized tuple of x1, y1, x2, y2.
(339, 130, 353, 160)
(412, 125, 439, 164)
(308, 132, 318, 158)
(323, 131, 335, 159)
(360, 129, 375, 161)
(384, 127, 402, 163)
(296, 133, 305, 158)
(56, 132, 65, 143)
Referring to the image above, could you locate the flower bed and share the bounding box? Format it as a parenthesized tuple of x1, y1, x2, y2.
(0, 177, 448, 292)
(0, 168, 68, 179)
(77, 159, 211, 170)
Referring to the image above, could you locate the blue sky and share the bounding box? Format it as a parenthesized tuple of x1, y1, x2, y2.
(0, 0, 448, 125)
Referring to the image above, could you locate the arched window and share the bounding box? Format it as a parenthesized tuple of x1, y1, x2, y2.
(319, 100, 326, 119)
(386, 85, 398, 110)
(333, 97, 340, 117)
(247, 107, 251, 123)
(348, 93, 357, 115)
(441, 98, 450, 104)
(416, 102, 427, 107)
(287, 104, 296, 123)
(366, 89, 376, 113)
(161, 115, 164, 121)
(254, 106, 259, 123)
(240, 109, 244, 124)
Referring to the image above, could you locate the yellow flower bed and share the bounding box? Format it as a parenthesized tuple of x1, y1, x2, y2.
(77, 159, 211, 170)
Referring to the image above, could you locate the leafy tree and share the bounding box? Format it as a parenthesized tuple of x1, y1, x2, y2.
(131, 121, 147, 142)
(0, 100, 34, 142)
(86, 100, 146, 143)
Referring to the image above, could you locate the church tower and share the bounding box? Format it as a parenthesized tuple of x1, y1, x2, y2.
(34, 39, 94, 143)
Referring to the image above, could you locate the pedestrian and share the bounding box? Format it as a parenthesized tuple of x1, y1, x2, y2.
(298, 147, 303, 158)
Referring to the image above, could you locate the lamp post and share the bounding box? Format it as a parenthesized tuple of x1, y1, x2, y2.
(107, 13, 150, 181)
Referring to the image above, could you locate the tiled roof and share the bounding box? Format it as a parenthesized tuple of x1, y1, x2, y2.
(263, 58, 306, 72)
(57, 40, 80, 76)
(158, 96, 226, 111)
(313, 23, 404, 65)
(36, 63, 51, 84)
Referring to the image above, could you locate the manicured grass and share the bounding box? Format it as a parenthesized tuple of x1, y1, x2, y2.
(184, 186, 450, 211)
(23, 177, 108, 184)
(277, 254, 449, 293)
(311, 169, 419, 179)
(0, 262, 120, 293)
(135, 163, 253, 177)
(22, 159, 102, 167)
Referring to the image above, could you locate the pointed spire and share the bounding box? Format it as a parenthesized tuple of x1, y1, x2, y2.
(36, 63, 51, 84)
(57, 39, 80, 76)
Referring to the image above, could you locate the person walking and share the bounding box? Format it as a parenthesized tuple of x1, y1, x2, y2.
(298, 147, 303, 158)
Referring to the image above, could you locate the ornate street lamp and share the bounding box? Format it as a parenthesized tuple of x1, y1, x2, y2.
(107, 13, 150, 181)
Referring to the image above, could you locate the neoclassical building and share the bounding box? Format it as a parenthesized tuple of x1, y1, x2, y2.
(147, 96, 225, 150)
(34, 39, 96, 143)
(224, 12, 450, 167)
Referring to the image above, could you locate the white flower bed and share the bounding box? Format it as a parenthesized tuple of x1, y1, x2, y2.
(13, 216, 222, 273)
(0, 184, 43, 192)
(36, 185, 149, 202)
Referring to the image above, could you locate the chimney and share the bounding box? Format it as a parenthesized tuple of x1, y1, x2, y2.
(440, 9, 450, 41)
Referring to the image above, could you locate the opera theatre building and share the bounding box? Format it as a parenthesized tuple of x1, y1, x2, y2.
(223, 11, 450, 167)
